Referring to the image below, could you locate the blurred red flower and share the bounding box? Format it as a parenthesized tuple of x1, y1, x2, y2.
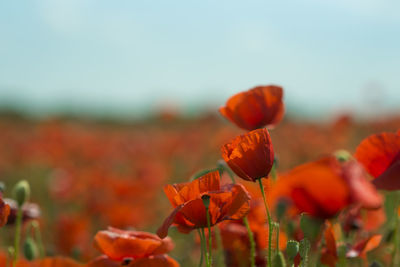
(221, 128, 274, 182)
(355, 131, 400, 190)
(269, 156, 382, 219)
(0, 197, 10, 227)
(157, 171, 251, 238)
(90, 227, 178, 267)
(219, 85, 285, 130)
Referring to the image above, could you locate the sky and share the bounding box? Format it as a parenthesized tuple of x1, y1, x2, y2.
(0, 0, 399, 118)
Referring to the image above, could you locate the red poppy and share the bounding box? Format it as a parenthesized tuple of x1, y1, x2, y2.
(87, 255, 179, 267)
(269, 156, 382, 219)
(221, 128, 274, 182)
(94, 227, 174, 261)
(346, 235, 382, 259)
(91, 227, 179, 267)
(157, 171, 251, 238)
(3, 199, 40, 225)
(0, 198, 10, 227)
(354, 132, 400, 190)
(219, 85, 284, 130)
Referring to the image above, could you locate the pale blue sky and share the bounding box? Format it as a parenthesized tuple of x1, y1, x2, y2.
(0, 1, 399, 117)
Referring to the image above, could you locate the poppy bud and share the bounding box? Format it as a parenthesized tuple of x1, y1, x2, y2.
(23, 237, 38, 261)
(13, 180, 30, 207)
(286, 240, 299, 260)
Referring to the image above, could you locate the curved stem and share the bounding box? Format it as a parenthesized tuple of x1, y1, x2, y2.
(201, 228, 211, 267)
(243, 217, 256, 267)
(258, 178, 273, 267)
(32, 221, 45, 258)
(13, 207, 23, 267)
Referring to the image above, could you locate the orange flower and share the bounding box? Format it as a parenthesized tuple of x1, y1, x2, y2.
(346, 235, 382, 259)
(87, 255, 179, 267)
(355, 131, 400, 190)
(94, 227, 174, 261)
(0, 198, 10, 227)
(221, 128, 274, 182)
(269, 156, 382, 219)
(219, 85, 285, 130)
(91, 227, 179, 267)
(157, 171, 251, 238)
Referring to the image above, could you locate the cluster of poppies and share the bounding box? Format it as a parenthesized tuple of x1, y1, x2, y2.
(0, 85, 399, 266)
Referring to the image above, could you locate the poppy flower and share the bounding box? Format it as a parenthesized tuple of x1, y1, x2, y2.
(354, 131, 400, 190)
(91, 227, 179, 267)
(157, 171, 251, 238)
(87, 255, 179, 267)
(269, 156, 382, 219)
(219, 85, 285, 130)
(4, 199, 40, 225)
(221, 128, 274, 182)
(0, 198, 10, 227)
(346, 235, 382, 259)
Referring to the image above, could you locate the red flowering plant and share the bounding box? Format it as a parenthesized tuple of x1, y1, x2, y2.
(157, 171, 250, 266)
(88, 227, 179, 267)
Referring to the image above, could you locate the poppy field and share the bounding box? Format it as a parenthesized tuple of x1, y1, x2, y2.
(0, 86, 400, 267)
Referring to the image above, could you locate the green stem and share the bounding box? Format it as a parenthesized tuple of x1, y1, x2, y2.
(13, 206, 23, 267)
(32, 221, 45, 258)
(258, 178, 273, 267)
(201, 228, 211, 267)
(222, 163, 255, 267)
(243, 217, 256, 267)
(198, 229, 205, 267)
(213, 226, 226, 267)
(206, 207, 213, 266)
(274, 222, 280, 255)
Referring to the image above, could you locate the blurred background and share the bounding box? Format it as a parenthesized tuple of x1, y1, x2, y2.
(0, 1, 399, 266)
(1, 0, 399, 119)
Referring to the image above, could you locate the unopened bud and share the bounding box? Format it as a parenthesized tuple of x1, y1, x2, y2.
(13, 180, 30, 207)
(23, 237, 38, 261)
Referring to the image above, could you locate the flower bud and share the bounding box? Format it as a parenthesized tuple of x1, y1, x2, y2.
(23, 237, 38, 261)
(13, 180, 30, 207)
